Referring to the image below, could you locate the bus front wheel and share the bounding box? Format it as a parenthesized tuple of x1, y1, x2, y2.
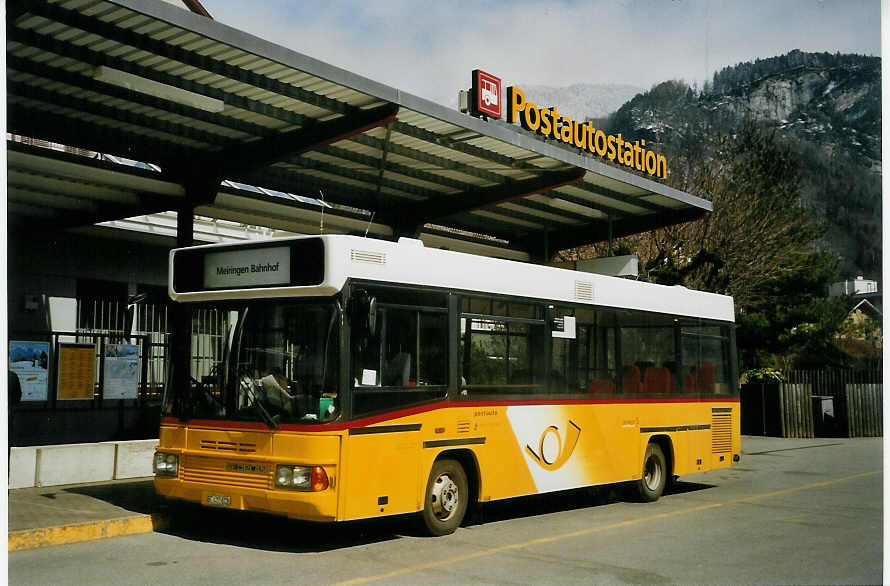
(636, 443, 667, 502)
(421, 459, 468, 536)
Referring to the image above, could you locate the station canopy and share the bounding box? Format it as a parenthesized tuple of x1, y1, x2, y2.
(7, 0, 712, 261)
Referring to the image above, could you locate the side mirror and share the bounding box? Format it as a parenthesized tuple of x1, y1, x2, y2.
(367, 296, 377, 337)
(349, 290, 378, 338)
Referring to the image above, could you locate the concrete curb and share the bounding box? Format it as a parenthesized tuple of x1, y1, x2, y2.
(8, 514, 170, 552)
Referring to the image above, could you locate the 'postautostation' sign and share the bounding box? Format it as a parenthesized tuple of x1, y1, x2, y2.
(467, 70, 668, 179)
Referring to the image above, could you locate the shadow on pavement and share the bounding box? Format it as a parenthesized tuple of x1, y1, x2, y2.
(665, 480, 715, 495)
(473, 480, 715, 526)
(128, 480, 716, 553)
(157, 504, 404, 553)
(59, 479, 161, 515)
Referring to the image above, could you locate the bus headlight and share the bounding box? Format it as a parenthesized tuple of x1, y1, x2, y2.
(153, 452, 179, 476)
(275, 465, 329, 491)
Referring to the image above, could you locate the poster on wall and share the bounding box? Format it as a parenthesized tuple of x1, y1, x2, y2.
(9, 341, 50, 401)
(103, 344, 140, 400)
(57, 343, 96, 400)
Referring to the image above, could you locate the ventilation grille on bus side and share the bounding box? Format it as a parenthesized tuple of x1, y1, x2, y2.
(456, 420, 471, 434)
(711, 410, 732, 454)
(200, 439, 257, 454)
(351, 250, 387, 265)
(574, 281, 594, 301)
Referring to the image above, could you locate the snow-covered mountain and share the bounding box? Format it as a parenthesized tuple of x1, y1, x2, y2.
(519, 83, 645, 120)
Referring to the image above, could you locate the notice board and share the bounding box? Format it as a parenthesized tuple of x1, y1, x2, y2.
(57, 343, 96, 400)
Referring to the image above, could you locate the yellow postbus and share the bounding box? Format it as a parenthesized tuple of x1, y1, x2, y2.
(154, 235, 739, 535)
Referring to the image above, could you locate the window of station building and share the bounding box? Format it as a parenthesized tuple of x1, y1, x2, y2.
(351, 288, 448, 417)
(75, 278, 128, 334)
(459, 296, 546, 396)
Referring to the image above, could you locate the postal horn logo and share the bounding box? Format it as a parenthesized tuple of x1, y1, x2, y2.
(525, 420, 581, 471)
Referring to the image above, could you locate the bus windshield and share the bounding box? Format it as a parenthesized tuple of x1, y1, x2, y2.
(168, 299, 341, 426)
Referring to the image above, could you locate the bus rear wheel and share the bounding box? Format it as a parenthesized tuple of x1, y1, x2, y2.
(421, 459, 468, 536)
(636, 443, 667, 502)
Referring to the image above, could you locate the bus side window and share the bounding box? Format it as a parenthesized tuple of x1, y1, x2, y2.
(579, 309, 619, 395)
(459, 302, 546, 396)
(550, 306, 578, 394)
(351, 299, 448, 417)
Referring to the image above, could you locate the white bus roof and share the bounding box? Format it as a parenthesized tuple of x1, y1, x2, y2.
(170, 235, 735, 323)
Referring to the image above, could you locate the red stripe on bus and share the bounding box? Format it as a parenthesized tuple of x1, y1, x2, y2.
(159, 396, 739, 432)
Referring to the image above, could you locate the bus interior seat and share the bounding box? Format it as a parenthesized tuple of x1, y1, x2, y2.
(695, 362, 716, 394)
(644, 367, 671, 394)
(383, 352, 411, 387)
(681, 372, 695, 393)
(587, 379, 616, 394)
(622, 365, 642, 394)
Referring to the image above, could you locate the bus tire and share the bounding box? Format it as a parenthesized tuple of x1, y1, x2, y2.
(421, 459, 468, 536)
(636, 442, 667, 502)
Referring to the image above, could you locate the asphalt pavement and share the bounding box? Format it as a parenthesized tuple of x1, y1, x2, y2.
(8, 437, 882, 583)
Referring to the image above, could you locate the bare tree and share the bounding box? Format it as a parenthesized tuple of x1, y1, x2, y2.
(558, 122, 817, 311)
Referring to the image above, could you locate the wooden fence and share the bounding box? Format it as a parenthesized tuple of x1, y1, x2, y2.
(742, 366, 882, 438)
(845, 383, 883, 437)
(778, 384, 814, 438)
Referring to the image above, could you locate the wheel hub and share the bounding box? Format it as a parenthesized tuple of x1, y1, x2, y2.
(431, 473, 459, 520)
(644, 456, 662, 490)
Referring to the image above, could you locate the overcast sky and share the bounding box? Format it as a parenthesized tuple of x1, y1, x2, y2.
(202, 0, 881, 106)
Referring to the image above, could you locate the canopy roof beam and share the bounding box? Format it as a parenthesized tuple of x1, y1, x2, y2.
(216, 103, 399, 177)
(8, 28, 311, 128)
(319, 142, 622, 222)
(571, 181, 665, 212)
(390, 121, 545, 172)
(8, 81, 231, 150)
(7, 55, 276, 140)
(26, 1, 354, 117)
(7, 104, 194, 164)
(382, 168, 585, 237)
(235, 166, 413, 210)
(546, 207, 707, 251)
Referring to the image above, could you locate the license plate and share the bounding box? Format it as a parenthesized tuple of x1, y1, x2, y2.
(206, 494, 231, 507)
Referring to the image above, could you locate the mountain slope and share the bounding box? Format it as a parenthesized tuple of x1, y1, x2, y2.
(604, 51, 881, 280)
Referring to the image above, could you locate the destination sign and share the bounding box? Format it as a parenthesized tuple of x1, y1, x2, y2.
(203, 246, 291, 289)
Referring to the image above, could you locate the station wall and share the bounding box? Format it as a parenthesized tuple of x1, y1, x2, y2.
(7, 228, 173, 447)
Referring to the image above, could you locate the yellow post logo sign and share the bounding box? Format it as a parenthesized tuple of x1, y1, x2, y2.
(525, 420, 581, 471)
(507, 86, 668, 179)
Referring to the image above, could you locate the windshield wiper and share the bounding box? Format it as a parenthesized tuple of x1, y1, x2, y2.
(239, 374, 279, 429)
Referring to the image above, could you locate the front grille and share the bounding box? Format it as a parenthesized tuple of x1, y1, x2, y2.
(711, 411, 732, 454)
(200, 439, 257, 453)
(181, 455, 272, 490)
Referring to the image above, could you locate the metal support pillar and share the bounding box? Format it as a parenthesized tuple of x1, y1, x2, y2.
(524, 231, 551, 265)
(607, 217, 614, 256)
(170, 204, 196, 407)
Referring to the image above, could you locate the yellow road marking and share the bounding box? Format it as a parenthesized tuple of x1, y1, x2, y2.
(333, 469, 880, 586)
(8, 514, 170, 552)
